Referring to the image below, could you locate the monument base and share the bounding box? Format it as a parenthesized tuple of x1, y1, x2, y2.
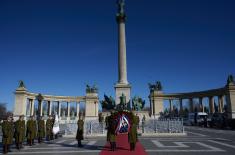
(115, 83, 131, 104)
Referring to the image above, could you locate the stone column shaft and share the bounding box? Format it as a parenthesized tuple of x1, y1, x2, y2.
(179, 99, 183, 114)
(76, 102, 80, 117)
(48, 101, 52, 115)
(118, 21, 128, 84)
(39, 100, 43, 116)
(209, 97, 215, 114)
(30, 99, 35, 116)
(199, 97, 203, 112)
(169, 99, 173, 113)
(189, 98, 193, 113)
(58, 101, 61, 117)
(67, 102, 70, 117)
(218, 96, 223, 113)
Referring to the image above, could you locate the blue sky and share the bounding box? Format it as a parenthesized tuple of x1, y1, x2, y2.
(0, 0, 235, 111)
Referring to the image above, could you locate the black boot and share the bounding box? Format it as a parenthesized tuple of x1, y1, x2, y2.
(3, 145, 7, 154)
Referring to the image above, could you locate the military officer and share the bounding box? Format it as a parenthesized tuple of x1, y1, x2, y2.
(26, 116, 36, 146)
(128, 115, 138, 151)
(76, 116, 84, 147)
(32, 116, 37, 145)
(2, 115, 14, 154)
(105, 114, 111, 142)
(46, 115, 53, 141)
(108, 112, 117, 151)
(14, 115, 25, 150)
(37, 116, 45, 143)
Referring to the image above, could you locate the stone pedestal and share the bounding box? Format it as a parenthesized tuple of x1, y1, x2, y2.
(115, 83, 131, 104)
(149, 91, 164, 118)
(226, 83, 235, 119)
(85, 92, 99, 118)
(14, 87, 27, 118)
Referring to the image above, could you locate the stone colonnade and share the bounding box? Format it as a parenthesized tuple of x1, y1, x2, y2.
(13, 87, 99, 121)
(149, 83, 235, 119)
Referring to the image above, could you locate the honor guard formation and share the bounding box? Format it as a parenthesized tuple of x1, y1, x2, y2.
(0, 114, 85, 154)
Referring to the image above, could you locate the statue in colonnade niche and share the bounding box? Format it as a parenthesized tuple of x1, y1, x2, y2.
(132, 96, 145, 111)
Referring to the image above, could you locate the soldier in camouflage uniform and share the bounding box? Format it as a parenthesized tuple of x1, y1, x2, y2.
(76, 116, 84, 147)
(109, 112, 117, 151)
(14, 115, 25, 150)
(37, 116, 45, 143)
(128, 113, 138, 151)
(26, 116, 36, 146)
(2, 115, 14, 154)
(32, 116, 37, 145)
(46, 115, 53, 141)
(105, 114, 111, 142)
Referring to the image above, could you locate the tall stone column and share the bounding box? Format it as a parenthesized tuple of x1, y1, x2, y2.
(115, 0, 131, 104)
(58, 101, 61, 117)
(30, 99, 35, 116)
(169, 99, 173, 113)
(218, 96, 223, 113)
(179, 99, 183, 115)
(48, 101, 52, 116)
(199, 97, 203, 112)
(39, 100, 43, 116)
(189, 98, 194, 113)
(67, 102, 70, 120)
(76, 102, 80, 117)
(209, 96, 215, 114)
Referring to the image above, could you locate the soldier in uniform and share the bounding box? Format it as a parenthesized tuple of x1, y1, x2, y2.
(76, 116, 84, 147)
(109, 112, 117, 151)
(37, 116, 45, 143)
(46, 115, 53, 141)
(14, 115, 25, 150)
(2, 115, 14, 154)
(32, 116, 37, 145)
(26, 116, 35, 146)
(105, 114, 111, 142)
(50, 115, 55, 140)
(128, 114, 138, 151)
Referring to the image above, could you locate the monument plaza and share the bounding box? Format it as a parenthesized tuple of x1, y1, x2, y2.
(1, 0, 235, 155)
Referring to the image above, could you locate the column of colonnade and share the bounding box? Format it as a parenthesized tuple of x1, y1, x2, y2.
(165, 95, 226, 116)
(26, 98, 81, 120)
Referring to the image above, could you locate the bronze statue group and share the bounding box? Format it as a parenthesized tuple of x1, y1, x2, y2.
(0, 114, 84, 154)
(105, 111, 139, 151)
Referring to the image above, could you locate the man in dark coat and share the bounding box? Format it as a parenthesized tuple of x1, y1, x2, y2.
(76, 116, 84, 147)
(14, 115, 25, 150)
(2, 115, 14, 154)
(37, 116, 45, 143)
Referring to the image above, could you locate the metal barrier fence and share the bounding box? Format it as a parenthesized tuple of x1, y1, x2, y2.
(83, 119, 184, 137)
